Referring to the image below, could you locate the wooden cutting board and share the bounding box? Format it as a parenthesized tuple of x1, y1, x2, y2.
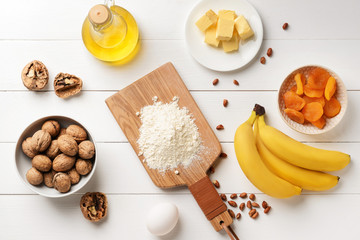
(106, 62, 233, 232)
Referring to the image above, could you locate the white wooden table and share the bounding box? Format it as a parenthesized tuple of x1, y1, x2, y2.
(1, 0, 359, 239)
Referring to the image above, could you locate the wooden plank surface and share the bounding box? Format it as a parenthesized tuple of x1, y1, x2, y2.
(1, 0, 360, 239)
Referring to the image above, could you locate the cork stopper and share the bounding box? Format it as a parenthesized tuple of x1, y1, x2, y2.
(88, 5, 110, 25)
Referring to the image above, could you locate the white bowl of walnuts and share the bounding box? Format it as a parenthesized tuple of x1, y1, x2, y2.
(15, 116, 97, 198)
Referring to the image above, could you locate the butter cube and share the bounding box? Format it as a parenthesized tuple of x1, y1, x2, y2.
(196, 10, 218, 32)
(234, 15, 254, 40)
(222, 31, 239, 52)
(205, 25, 220, 47)
(218, 10, 235, 20)
(216, 10, 235, 41)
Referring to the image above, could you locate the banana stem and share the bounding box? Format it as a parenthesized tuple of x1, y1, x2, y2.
(254, 104, 265, 116)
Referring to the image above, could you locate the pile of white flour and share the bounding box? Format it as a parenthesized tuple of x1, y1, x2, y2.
(137, 96, 202, 171)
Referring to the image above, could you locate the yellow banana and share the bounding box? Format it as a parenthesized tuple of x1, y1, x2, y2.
(257, 114, 350, 172)
(234, 109, 302, 198)
(254, 118, 339, 191)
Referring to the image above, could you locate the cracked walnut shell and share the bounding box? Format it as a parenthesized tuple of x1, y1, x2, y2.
(58, 134, 78, 156)
(66, 125, 87, 143)
(53, 153, 76, 172)
(80, 192, 108, 222)
(79, 140, 95, 159)
(54, 73, 83, 98)
(21, 60, 49, 90)
(41, 120, 60, 138)
(32, 130, 52, 152)
(22, 137, 38, 158)
(53, 172, 71, 193)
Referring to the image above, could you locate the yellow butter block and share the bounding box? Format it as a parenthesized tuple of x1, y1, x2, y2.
(196, 10, 218, 32)
(205, 25, 220, 47)
(234, 15, 254, 40)
(216, 18, 234, 41)
(222, 31, 239, 52)
(218, 10, 235, 20)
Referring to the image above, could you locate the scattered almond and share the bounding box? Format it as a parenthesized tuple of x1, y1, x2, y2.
(230, 194, 237, 199)
(248, 209, 256, 217)
(220, 194, 227, 201)
(208, 166, 215, 174)
(239, 203, 245, 211)
(228, 201, 237, 208)
(267, 48, 273, 57)
(223, 99, 228, 107)
(262, 201, 268, 209)
(249, 194, 255, 201)
(251, 202, 260, 208)
(247, 200, 252, 209)
(251, 211, 259, 219)
(212, 180, 220, 188)
(220, 152, 228, 158)
(236, 213, 241, 220)
(264, 206, 271, 214)
(216, 124, 224, 130)
(233, 80, 239, 86)
(260, 57, 266, 64)
(228, 209, 235, 218)
(212, 78, 219, 85)
(239, 192, 247, 198)
(282, 22, 289, 30)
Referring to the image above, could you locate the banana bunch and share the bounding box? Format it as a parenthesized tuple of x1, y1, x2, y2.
(234, 104, 350, 198)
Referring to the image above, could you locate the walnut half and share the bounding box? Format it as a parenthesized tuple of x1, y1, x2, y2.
(54, 73, 83, 98)
(21, 60, 49, 90)
(80, 192, 108, 222)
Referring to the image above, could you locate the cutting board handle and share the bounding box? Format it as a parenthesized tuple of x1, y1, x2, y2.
(188, 176, 233, 232)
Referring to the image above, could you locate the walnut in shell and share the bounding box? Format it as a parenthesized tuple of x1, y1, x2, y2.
(41, 120, 60, 138)
(54, 73, 82, 98)
(26, 167, 43, 186)
(66, 125, 87, 143)
(32, 155, 52, 172)
(67, 168, 80, 185)
(58, 134, 78, 156)
(53, 153, 76, 172)
(44, 170, 57, 188)
(46, 140, 61, 159)
(53, 173, 71, 193)
(80, 192, 108, 222)
(79, 140, 95, 159)
(22, 137, 38, 158)
(75, 159, 93, 175)
(21, 60, 49, 90)
(32, 130, 52, 152)
(57, 128, 67, 139)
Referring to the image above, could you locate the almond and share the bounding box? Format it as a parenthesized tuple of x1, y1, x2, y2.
(228, 201, 237, 208)
(247, 200, 252, 209)
(282, 22, 289, 30)
(236, 213, 241, 219)
(249, 194, 255, 201)
(248, 209, 256, 217)
(220, 152, 227, 158)
(223, 99, 228, 107)
(251, 211, 259, 219)
(220, 194, 227, 201)
(264, 206, 271, 214)
(216, 124, 224, 130)
(233, 80, 239, 86)
(212, 78, 219, 85)
(239, 203, 245, 211)
(260, 57, 266, 64)
(228, 209, 235, 218)
(212, 180, 220, 188)
(251, 202, 260, 208)
(262, 201, 268, 209)
(267, 48, 273, 57)
(230, 194, 237, 199)
(239, 192, 247, 198)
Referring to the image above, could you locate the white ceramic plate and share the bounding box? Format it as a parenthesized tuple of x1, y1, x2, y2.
(15, 116, 97, 198)
(185, 0, 263, 72)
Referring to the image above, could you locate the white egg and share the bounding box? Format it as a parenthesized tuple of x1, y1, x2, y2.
(146, 202, 179, 236)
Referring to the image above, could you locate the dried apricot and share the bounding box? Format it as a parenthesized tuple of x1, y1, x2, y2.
(290, 85, 297, 92)
(311, 116, 326, 129)
(283, 91, 306, 111)
(301, 102, 323, 122)
(304, 84, 324, 98)
(284, 108, 305, 124)
(307, 67, 331, 90)
(294, 73, 305, 95)
(324, 97, 341, 118)
(324, 76, 337, 101)
(303, 95, 325, 107)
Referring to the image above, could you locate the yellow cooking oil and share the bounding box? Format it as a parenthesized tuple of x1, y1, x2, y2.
(82, 1, 139, 62)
